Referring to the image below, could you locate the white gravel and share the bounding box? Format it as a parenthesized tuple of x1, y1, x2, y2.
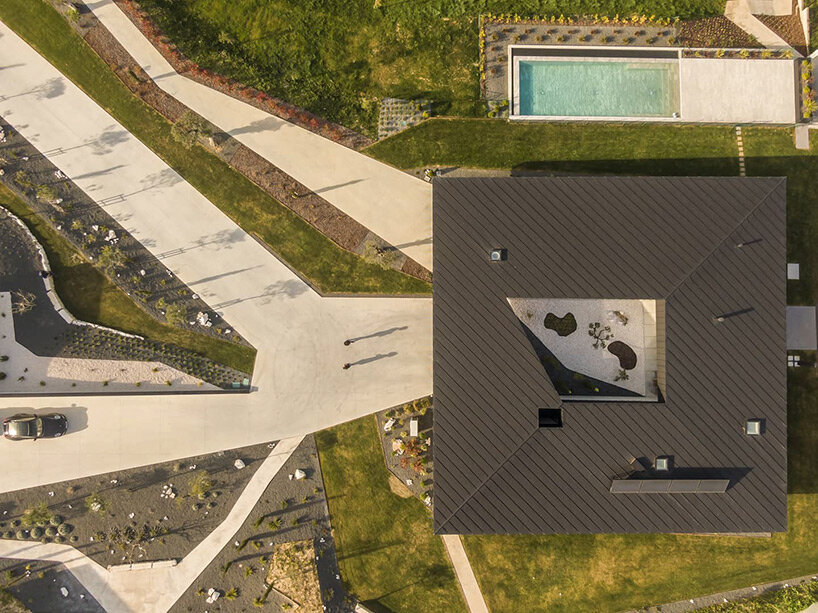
(508, 297, 658, 397)
(0, 292, 216, 393)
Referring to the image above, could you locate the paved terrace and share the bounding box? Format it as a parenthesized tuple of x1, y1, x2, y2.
(83, 0, 433, 270)
(0, 22, 432, 494)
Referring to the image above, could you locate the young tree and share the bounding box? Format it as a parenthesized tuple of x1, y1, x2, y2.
(97, 245, 127, 273)
(171, 111, 212, 148)
(164, 302, 188, 326)
(21, 502, 53, 527)
(362, 239, 399, 270)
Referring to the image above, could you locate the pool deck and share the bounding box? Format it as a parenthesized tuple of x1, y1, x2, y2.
(679, 57, 797, 123)
(509, 45, 798, 124)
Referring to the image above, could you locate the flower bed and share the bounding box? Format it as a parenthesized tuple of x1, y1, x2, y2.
(113, 0, 372, 151)
(801, 59, 816, 120)
(375, 397, 434, 507)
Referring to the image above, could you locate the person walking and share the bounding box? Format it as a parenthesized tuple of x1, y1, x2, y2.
(342, 363, 351, 370)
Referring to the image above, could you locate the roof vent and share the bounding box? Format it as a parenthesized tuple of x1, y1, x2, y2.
(538, 408, 562, 428)
(489, 248, 506, 262)
(745, 419, 763, 436)
(654, 456, 671, 471)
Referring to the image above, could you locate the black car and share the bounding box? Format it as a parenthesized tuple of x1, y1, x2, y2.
(2, 413, 68, 440)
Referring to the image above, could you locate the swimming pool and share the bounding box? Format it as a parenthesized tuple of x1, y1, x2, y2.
(516, 58, 680, 118)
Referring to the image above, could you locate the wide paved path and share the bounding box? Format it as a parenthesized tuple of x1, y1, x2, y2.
(0, 22, 432, 493)
(83, 0, 433, 270)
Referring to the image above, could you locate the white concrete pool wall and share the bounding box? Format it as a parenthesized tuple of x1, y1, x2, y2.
(508, 44, 798, 124)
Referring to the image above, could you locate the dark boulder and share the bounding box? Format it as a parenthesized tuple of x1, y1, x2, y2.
(608, 341, 637, 370)
(544, 312, 577, 337)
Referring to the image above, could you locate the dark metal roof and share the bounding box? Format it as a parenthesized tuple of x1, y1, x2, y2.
(433, 176, 787, 534)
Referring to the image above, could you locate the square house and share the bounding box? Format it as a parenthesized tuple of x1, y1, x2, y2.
(433, 177, 787, 534)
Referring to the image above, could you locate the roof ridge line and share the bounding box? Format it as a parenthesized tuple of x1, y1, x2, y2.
(436, 426, 539, 533)
(663, 178, 785, 301)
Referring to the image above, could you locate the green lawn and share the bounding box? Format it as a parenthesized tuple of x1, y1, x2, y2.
(315, 417, 466, 613)
(366, 118, 818, 611)
(697, 581, 818, 612)
(131, 0, 725, 136)
(0, 0, 429, 296)
(366, 118, 740, 175)
(0, 183, 256, 373)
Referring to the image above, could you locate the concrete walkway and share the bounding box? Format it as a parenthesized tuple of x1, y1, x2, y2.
(441, 535, 490, 613)
(0, 21, 432, 493)
(725, 0, 793, 48)
(82, 0, 432, 271)
(0, 436, 303, 613)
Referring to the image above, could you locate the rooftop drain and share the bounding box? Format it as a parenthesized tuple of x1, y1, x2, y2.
(538, 408, 562, 428)
(745, 419, 763, 436)
(489, 248, 507, 262)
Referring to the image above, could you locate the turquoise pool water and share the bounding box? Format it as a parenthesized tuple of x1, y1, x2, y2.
(517, 59, 679, 117)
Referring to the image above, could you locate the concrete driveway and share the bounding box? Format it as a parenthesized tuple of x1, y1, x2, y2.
(0, 23, 432, 494)
(83, 0, 433, 270)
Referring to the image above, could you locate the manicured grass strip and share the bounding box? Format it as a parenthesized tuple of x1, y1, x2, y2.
(0, 0, 429, 295)
(315, 417, 466, 613)
(366, 118, 739, 175)
(0, 183, 256, 373)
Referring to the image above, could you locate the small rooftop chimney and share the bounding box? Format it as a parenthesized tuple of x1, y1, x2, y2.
(489, 248, 507, 262)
